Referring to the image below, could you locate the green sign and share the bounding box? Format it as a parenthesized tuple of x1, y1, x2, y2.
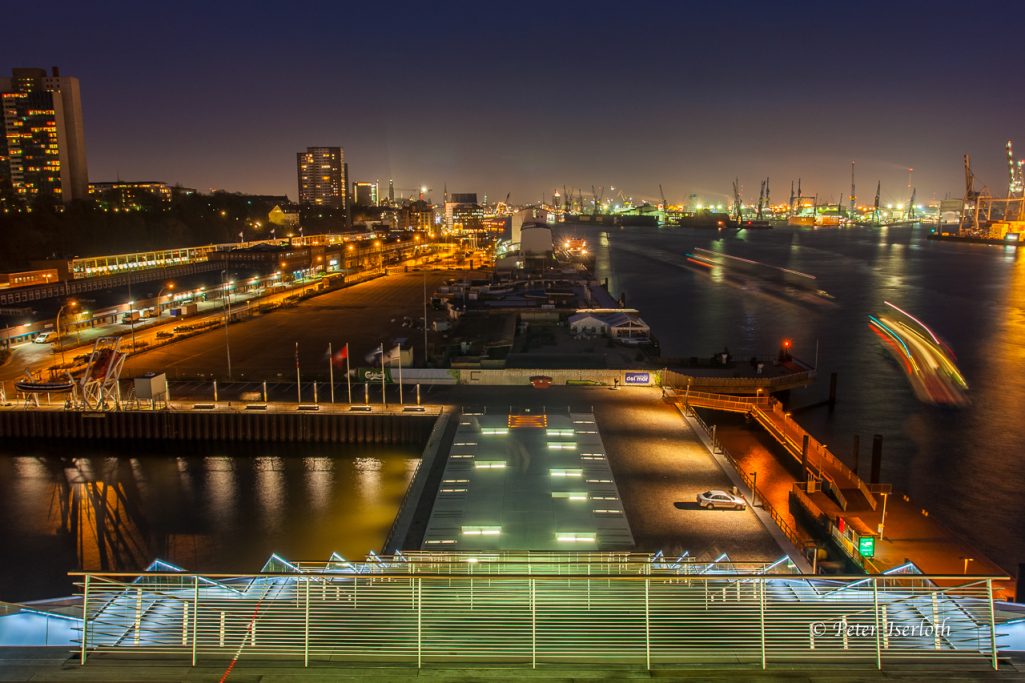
(858, 535, 876, 558)
(356, 367, 393, 383)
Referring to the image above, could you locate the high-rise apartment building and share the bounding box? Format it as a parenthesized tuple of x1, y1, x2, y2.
(296, 146, 345, 209)
(0, 67, 89, 203)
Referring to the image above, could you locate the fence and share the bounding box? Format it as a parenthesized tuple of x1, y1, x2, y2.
(72, 554, 1002, 671)
(686, 406, 809, 553)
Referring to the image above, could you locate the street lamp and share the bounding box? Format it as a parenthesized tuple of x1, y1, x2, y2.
(127, 299, 137, 350)
(56, 299, 78, 366)
(221, 270, 233, 380)
(156, 281, 175, 315)
(877, 491, 890, 540)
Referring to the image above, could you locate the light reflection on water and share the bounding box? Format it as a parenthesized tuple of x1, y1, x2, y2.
(0, 443, 420, 601)
(586, 223, 1025, 573)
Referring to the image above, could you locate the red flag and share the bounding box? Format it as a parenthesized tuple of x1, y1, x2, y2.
(331, 342, 349, 368)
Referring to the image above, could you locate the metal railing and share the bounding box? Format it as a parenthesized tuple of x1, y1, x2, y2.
(72, 555, 1003, 671)
(685, 406, 810, 553)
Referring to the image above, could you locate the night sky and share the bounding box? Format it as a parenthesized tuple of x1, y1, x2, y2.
(6, 0, 1024, 206)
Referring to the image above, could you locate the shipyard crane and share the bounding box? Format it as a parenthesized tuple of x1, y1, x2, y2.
(905, 188, 917, 221)
(658, 184, 668, 210)
(731, 178, 743, 223)
(756, 179, 766, 219)
(789, 180, 796, 216)
(591, 185, 605, 215)
(764, 177, 770, 213)
(1007, 141, 1024, 196)
(850, 161, 856, 216)
(873, 180, 881, 224)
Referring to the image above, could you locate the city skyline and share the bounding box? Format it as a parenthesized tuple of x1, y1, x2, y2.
(5, 1, 1025, 205)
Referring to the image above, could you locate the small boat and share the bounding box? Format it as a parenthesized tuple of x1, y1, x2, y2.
(529, 375, 553, 389)
(16, 380, 75, 394)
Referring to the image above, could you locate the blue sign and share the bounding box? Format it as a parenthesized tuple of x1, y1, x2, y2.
(623, 372, 651, 385)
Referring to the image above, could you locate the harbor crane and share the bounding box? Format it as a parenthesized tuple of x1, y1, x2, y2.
(1007, 141, 1024, 196)
(756, 179, 766, 219)
(731, 177, 743, 223)
(850, 161, 856, 216)
(873, 180, 881, 224)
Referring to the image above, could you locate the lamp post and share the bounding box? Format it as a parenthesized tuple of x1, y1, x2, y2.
(127, 300, 137, 351)
(221, 270, 233, 380)
(878, 491, 890, 540)
(55, 299, 77, 366)
(156, 282, 175, 316)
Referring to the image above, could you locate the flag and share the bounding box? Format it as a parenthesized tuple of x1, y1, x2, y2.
(238, 231, 244, 240)
(295, 341, 300, 369)
(331, 342, 349, 368)
(386, 343, 403, 363)
(364, 343, 384, 365)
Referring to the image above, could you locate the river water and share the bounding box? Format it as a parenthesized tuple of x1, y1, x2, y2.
(0, 442, 418, 601)
(585, 222, 1025, 575)
(2, 223, 1022, 599)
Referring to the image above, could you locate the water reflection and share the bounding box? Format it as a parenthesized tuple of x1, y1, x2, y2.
(0, 443, 420, 601)
(587, 223, 1025, 572)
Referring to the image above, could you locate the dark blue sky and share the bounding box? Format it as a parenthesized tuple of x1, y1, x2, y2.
(6, 0, 1024, 205)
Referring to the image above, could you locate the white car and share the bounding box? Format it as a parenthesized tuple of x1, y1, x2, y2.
(697, 490, 747, 510)
(33, 332, 54, 344)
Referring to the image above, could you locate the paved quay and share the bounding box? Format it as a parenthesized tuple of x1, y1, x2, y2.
(706, 411, 1011, 598)
(428, 385, 786, 562)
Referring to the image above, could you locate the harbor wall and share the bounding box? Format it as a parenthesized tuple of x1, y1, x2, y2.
(0, 409, 436, 446)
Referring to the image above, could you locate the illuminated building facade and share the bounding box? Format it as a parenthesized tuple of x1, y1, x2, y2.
(0, 67, 89, 203)
(89, 181, 172, 207)
(398, 199, 434, 231)
(445, 192, 483, 233)
(296, 146, 345, 209)
(353, 181, 378, 207)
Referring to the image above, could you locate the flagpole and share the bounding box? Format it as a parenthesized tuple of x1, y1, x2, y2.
(296, 341, 302, 403)
(345, 343, 352, 404)
(380, 343, 387, 408)
(328, 342, 335, 403)
(398, 343, 404, 405)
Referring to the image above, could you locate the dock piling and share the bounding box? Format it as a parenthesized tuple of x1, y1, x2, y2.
(852, 434, 860, 475)
(801, 435, 810, 481)
(871, 434, 883, 484)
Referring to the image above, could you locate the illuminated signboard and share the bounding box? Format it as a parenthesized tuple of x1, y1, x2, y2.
(858, 535, 876, 558)
(623, 372, 651, 385)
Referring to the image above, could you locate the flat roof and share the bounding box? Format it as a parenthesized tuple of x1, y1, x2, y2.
(421, 410, 633, 551)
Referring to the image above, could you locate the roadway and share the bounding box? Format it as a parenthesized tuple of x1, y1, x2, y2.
(120, 269, 476, 382)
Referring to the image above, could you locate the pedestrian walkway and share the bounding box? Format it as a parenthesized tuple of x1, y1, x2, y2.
(673, 391, 1012, 600)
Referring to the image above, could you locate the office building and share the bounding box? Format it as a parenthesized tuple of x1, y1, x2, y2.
(445, 192, 483, 233)
(0, 67, 89, 203)
(296, 146, 345, 209)
(353, 181, 379, 207)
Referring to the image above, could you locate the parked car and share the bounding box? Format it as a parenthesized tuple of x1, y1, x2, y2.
(33, 332, 54, 344)
(696, 490, 747, 510)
